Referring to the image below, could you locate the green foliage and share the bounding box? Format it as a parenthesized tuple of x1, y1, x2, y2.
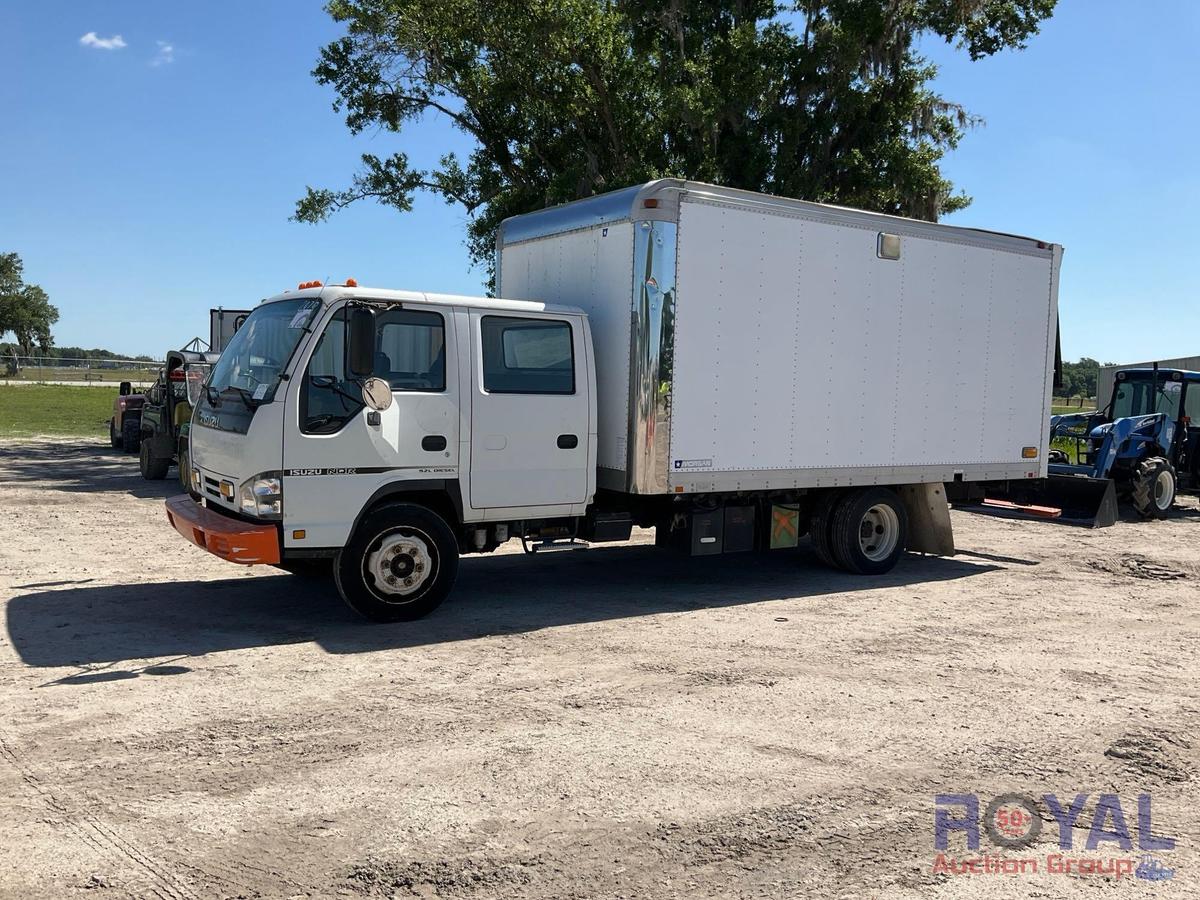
(297, 0, 1056, 284)
(0, 385, 114, 437)
(1059, 357, 1108, 400)
(0, 253, 59, 354)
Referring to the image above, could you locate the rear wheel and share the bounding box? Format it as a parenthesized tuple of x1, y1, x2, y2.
(335, 503, 459, 622)
(121, 418, 141, 453)
(808, 491, 843, 568)
(1131, 457, 1176, 519)
(139, 439, 170, 480)
(829, 487, 909, 575)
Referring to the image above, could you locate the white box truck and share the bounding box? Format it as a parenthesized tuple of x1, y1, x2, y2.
(167, 180, 1062, 622)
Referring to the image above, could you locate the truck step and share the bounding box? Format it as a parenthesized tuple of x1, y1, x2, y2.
(524, 537, 591, 554)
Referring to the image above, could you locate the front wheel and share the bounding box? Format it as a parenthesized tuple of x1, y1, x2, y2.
(829, 487, 909, 575)
(109, 418, 121, 449)
(139, 440, 170, 480)
(334, 503, 459, 622)
(1131, 457, 1176, 519)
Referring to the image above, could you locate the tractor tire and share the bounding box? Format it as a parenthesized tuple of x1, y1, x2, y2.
(1131, 457, 1177, 519)
(334, 503, 459, 623)
(109, 418, 121, 449)
(829, 487, 909, 575)
(121, 418, 141, 453)
(808, 490, 843, 569)
(139, 440, 170, 480)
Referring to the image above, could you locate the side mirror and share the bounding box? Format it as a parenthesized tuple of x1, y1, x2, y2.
(348, 307, 376, 378)
(361, 377, 393, 412)
(119, 381, 132, 396)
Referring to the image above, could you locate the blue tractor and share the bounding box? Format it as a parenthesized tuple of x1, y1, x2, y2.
(1044, 367, 1200, 521)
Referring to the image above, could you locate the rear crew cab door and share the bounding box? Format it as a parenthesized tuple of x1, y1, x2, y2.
(468, 311, 590, 508)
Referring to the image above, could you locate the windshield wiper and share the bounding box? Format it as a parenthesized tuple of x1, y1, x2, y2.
(223, 386, 261, 411)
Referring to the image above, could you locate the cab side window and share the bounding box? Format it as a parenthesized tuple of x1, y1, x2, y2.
(375, 309, 445, 392)
(481, 316, 574, 394)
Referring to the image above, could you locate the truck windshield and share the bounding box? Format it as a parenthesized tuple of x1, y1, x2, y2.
(206, 298, 321, 405)
(1111, 377, 1182, 420)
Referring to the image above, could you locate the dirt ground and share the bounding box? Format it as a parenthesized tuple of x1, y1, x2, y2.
(2, 438, 1198, 899)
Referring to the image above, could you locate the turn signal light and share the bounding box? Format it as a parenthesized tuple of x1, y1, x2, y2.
(1022, 447, 1039, 459)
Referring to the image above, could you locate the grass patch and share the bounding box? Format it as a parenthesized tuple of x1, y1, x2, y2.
(0, 384, 117, 437)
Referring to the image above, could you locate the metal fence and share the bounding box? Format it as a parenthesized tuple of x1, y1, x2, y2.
(2, 355, 164, 383)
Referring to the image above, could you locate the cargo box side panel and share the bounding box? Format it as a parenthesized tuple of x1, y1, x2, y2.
(669, 199, 1054, 482)
(499, 223, 633, 473)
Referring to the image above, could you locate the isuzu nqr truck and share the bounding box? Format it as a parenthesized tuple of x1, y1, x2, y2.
(166, 180, 1062, 621)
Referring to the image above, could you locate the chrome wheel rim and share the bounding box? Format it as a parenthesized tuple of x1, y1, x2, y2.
(858, 504, 900, 562)
(365, 528, 436, 602)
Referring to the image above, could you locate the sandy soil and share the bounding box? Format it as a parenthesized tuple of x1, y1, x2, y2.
(1, 438, 1198, 899)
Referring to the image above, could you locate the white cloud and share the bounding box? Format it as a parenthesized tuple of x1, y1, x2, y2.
(79, 32, 127, 51)
(151, 40, 175, 67)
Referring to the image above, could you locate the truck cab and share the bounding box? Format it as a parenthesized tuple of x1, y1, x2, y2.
(169, 283, 597, 619)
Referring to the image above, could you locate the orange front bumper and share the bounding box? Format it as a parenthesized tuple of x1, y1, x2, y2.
(165, 494, 280, 565)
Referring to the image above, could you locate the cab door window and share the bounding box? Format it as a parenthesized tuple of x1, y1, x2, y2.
(301, 310, 360, 434)
(302, 307, 447, 434)
(481, 316, 574, 394)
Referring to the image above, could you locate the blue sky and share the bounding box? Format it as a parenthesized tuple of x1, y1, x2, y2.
(2, 1, 1197, 362)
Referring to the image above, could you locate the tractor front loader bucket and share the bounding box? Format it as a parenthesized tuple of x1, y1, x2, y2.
(1038, 474, 1119, 527)
(958, 475, 1119, 528)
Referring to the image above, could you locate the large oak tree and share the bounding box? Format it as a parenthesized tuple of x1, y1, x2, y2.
(296, 0, 1056, 284)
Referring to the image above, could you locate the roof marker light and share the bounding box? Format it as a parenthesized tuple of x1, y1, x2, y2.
(345, 277, 358, 287)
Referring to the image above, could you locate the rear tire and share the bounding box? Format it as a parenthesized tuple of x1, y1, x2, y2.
(808, 491, 843, 568)
(121, 417, 141, 453)
(335, 503, 459, 622)
(139, 439, 170, 480)
(1131, 457, 1176, 519)
(109, 418, 121, 449)
(829, 487, 909, 575)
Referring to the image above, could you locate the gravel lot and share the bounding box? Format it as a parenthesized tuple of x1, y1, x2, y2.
(2, 438, 1198, 899)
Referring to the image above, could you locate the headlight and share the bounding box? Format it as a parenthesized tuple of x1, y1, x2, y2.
(239, 471, 283, 519)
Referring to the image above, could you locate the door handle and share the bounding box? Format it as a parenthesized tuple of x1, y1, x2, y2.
(557, 434, 579, 449)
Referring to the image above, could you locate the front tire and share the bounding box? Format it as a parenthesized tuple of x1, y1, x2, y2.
(829, 487, 909, 575)
(139, 440, 170, 480)
(1131, 457, 1176, 519)
(177, 445, 191, 491)
(335, 503, 459, 622)
(109, 418, 121, 449)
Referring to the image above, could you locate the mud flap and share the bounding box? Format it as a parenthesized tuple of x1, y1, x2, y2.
(897, 483, 955, 556)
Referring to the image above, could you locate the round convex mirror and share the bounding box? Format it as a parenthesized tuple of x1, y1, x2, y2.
(361, 377, 393, 412)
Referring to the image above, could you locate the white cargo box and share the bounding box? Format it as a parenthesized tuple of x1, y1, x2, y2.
(497, 180, 1061, 496)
